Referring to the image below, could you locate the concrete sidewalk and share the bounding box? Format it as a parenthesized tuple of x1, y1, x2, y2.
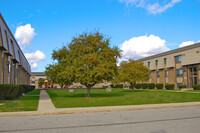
(1, 90, 200, 117)
(37, 90, 56, 112)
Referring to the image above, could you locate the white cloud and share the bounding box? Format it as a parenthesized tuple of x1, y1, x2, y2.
(25, 50, 46, 70)
(179, 41, 194, 47)
(15, 24, 36, 48)
(119, 0, 181, 14)
(120, 34, 170, 60)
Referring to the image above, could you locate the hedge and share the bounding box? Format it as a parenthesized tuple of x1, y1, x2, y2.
(179, 85, 187, 89)
(156, 84, 164, 89)
(148, 83, 155, 89)
(141, 83, 148, 89)
(193, 85, 200, 90)
(134, 83, 142, 89)
(0, 84, 35, 100)
(165, 84, 175, 90)
(110, 84, 123, 88)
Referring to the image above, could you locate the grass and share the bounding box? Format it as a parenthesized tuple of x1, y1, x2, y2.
(46, 88, 200, 108)
(0, 89, 40, 112)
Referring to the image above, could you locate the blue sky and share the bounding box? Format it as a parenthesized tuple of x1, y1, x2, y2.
(0, 0, 200, 72)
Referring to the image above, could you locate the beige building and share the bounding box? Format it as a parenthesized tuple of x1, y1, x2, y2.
(31, 72, 111, 89)
(141, 42, 200, 88)
(0, 13, 31, 85)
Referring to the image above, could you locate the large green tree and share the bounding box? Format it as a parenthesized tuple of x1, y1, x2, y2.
(46, 32, 121, 97)
(116, 59, 150, 92)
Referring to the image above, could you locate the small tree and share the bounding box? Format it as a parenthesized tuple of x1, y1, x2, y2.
(116, 59, 150, 92)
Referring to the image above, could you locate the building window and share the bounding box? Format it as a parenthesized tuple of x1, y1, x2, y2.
(165, 70, 168, 77)
(156, 60, 158, 66)
(0, 26, 3, 45)
(176, 69, 183, 76)
(149, 72, 151, 79)
(164, 58, 167, 65)
(175, 55, 182, 63)
(157, 71, 159, 78)
(148, 62, 150, 67)
(31, 81, 35, 84)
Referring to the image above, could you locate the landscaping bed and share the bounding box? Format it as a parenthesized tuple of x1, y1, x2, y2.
(46, 88, 200, 108)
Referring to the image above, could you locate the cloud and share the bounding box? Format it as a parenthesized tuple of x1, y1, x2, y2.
(120, 34, 170, 60)
(14, 24, 36, 48)
(179, 41, 195, 47)
(25, 50, 46, 70)
(119, 0, 181, 14)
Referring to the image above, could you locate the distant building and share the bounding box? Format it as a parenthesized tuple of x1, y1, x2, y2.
(141, 42, 200, 88)
(30, 72, 111, 89)
(0, 13, 31, 84)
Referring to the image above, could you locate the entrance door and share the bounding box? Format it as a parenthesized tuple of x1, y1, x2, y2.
(189, 66, 198, 88)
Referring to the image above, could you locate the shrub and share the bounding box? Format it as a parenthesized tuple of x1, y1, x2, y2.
(156, 84, 163, 89)
(0, 85, 20, 100)
(19, 85, 35, 93)
(193, 85, 200, 90)
(179, 85, 187, 89)
(110, 84, 123, 88)
(165, 84, 175, 90)
(134, 83, 142, 89)
(148, 83, 155, 89)
(0, 84, 35, 100)
(141, 83, 148, 89)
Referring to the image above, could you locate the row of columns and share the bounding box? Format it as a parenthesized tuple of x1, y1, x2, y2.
(0, 49, 30, 85)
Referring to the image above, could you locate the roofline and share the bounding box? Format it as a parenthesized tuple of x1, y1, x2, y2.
(0, 12, 31, 69)
(140, 42, 200, 61)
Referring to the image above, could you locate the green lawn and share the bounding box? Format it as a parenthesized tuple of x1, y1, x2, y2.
(46, 88, 200, 108)
(0, 89, 40, 112)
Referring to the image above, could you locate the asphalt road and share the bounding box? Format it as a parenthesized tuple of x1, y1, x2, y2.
(1, 106, 200, 133)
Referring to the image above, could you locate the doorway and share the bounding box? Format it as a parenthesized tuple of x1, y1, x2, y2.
(188, 66, 198, 88)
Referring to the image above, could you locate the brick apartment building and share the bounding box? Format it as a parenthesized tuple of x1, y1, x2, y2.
(30, 72, 111, 89)
(0, 13, 31, 85)
(141, 42, 200, 88)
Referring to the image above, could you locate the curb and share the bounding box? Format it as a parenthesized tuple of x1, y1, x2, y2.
(1, 102, 200, 117)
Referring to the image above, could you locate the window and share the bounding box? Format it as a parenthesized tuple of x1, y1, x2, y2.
(165, 70, 168, 77)
(31, 81, 35, 84)
(164, 58, 167, 65)
(149, 72, 151, 78)
(157, 71, 159, 78)
(148, 62, 150, 67)
(155, 60, 158, 66)
(176, 69, 183, 76)
(175, 55, 182, 63)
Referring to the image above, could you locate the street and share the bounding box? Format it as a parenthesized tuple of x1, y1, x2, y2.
(1, 106, 200, 133)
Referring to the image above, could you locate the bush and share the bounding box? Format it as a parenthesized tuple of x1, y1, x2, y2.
(179, 85, 187, 89)
(148, 83, 155, 89)
(165, 84, 175, 90)
(19, 85, 35, 93)
(193, 85, 200, 90)
(156, 84, 163, 89)
(141, 83, 148, 89)
(134, 83, 142, 89)
(110, 84, 123, 88)
(0, 84, 35, 100)
(0, 85, 20, 100)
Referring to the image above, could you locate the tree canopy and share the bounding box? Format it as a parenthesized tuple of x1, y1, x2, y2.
(115, 59, 150, 92)
(46, 32, 121, 97)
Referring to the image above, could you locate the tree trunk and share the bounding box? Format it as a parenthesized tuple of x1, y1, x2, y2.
(130, 83, 135, 92)
(87, 86, 91, 98)
(131, 85, 134, 92)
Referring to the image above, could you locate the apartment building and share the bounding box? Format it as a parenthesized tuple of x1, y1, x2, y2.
(0, 13, 31, 85)
(31, 72, 111, 89)
(142, 42, 200, 88)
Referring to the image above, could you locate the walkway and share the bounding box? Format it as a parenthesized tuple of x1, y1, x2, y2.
(37, 90, 56, 112)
